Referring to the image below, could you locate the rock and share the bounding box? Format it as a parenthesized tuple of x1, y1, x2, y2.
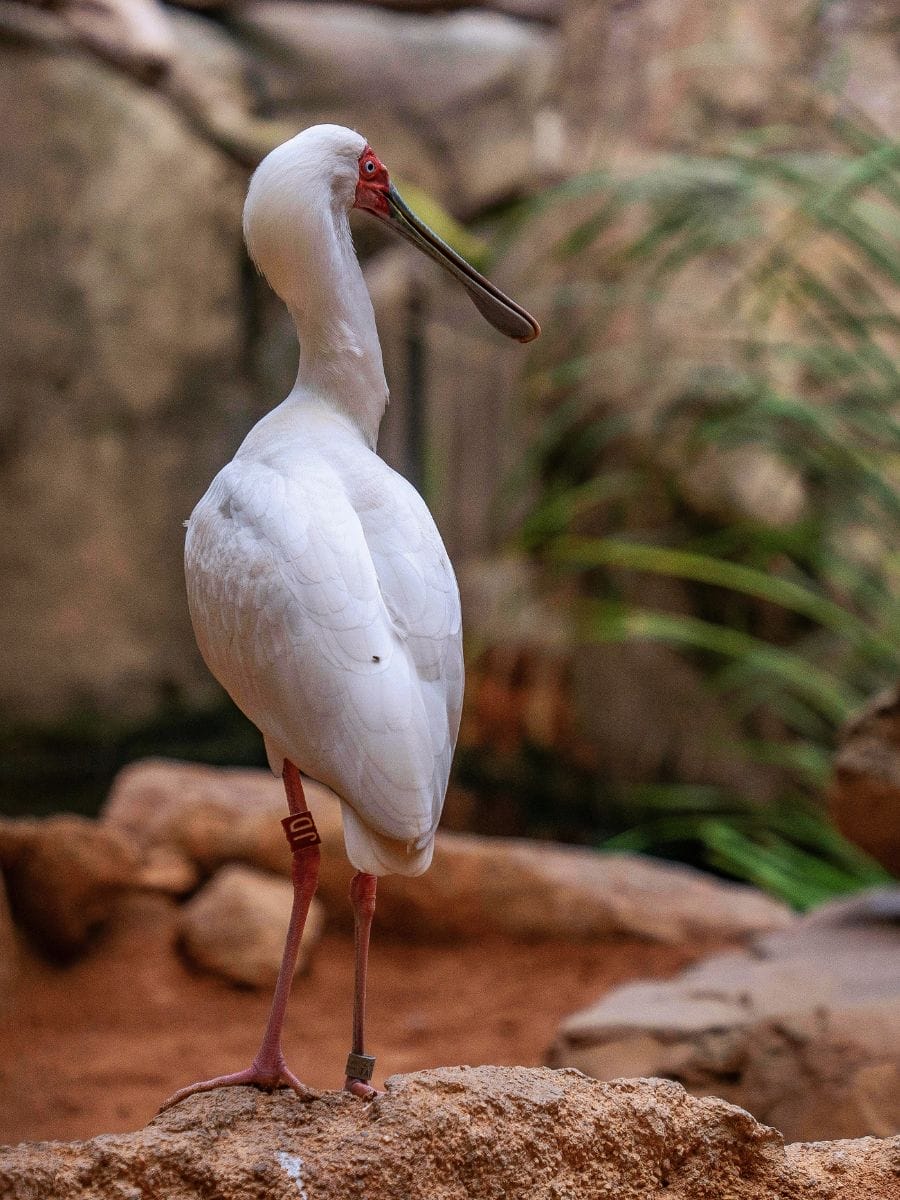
(234, 2, 558, 213)
(162, 7, 299, 169)
(178, 863, 324, 987)
(370, 832, 792, 944)
(817, 0, 900, 135)
(550, 890, 900, 1142)
(557, 0, 898, 169)
(57, 0, 175, 81)
(0, 1066, 896, 1198)
(678, 444, 807, 531)
(170, 0, 563, 16)
(135, 844, 199, 896)
(0, 815, 140, 957)
(829, 684, 900, 874)
(101, 758, 345, 873)
(103, 759, 791, 944)
(4, 0, 176, 84)
(0, 40, 252, 727)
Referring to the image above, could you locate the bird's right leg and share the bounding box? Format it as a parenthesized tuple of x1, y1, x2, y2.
(343, 870, 381, 1100)
(158, 760, 320, 1112)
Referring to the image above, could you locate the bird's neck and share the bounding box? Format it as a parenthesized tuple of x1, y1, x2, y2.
(284, 209, 388, 451)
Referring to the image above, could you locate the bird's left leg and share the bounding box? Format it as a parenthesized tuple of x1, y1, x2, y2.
(158, 760, 320, 1112)
(343, 870, 382, 1099)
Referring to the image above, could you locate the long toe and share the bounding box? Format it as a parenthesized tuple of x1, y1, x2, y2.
(343, 1076, 383, 1100)
(159, 1064, 316, 1113)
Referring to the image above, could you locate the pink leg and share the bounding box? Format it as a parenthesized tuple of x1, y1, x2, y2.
(159, 761, 320, 1112)
(342, 871, 381, 1099)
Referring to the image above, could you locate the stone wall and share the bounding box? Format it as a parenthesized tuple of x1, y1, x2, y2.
(0, 2, 557, 729)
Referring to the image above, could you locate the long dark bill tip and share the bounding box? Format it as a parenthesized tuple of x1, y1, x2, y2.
(385, 186, 540, 344)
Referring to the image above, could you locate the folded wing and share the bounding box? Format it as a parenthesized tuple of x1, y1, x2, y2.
(185, 452, 463, 875)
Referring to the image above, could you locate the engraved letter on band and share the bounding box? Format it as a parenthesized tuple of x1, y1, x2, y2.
(281, 811, 322, 852)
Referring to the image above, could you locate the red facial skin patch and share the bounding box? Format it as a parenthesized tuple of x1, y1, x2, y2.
(354, 145, 390, 217)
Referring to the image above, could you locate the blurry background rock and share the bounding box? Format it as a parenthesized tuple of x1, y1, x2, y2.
(550, 889, 900, 1142)
(100, 758, 791, 942)
(178, 863, 324, 987)
(0, 814, 140, 957)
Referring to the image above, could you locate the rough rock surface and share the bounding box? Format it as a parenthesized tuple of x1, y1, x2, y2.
(0, 1067, 896, 1199)
(0, 40, 250, 725)
(374, 832, 790, 944)
(551, 891, 900, 1142)
(0, 815, 140, 957)
(102, 759, 791, 943)
(178, 863, 324, 987)
(235, 2, 557, 213)
(557, 0, 898, 168)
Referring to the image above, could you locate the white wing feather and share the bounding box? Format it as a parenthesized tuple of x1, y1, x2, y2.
(185, 436, 463, 877)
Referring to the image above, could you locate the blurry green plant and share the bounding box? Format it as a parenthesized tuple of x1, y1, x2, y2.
(498, 117, 899, 906)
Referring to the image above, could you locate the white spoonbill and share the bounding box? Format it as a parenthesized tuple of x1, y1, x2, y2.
(163, 124, 539, 1110)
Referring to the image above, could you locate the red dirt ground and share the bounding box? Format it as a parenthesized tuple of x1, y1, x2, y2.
(0, 894, 711, 1146)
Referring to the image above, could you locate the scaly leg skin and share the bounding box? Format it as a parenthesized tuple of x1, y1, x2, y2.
(343, 870, 383, 1100)
(158, 761, 320, 1113)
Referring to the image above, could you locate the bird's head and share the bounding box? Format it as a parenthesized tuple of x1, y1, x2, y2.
(244, 124, 540, 344)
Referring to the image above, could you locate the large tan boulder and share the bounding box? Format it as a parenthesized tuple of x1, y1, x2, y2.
(102, 758, 791, 943)
(0, 814, 140, 957)
(178, 863, 324, 987)
(101, 758, 344, 872)
(0, 1066, 896, 1198)
(369, 831, 791, 943)
(550, 891, 900, 1142)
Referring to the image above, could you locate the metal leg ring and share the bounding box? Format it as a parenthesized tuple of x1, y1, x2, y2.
(345, 1052, 376, 1083)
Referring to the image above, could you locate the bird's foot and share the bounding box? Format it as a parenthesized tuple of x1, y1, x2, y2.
(159, 1055, 315, 1113)
(343, 1075, 382, 1100)
(342, 1051, 381, 1099)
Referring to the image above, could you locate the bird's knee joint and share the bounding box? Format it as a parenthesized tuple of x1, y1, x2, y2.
(350, 871, 377, 916)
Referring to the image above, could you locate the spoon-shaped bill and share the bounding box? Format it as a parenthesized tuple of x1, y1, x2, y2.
(384, 186, 540, 344)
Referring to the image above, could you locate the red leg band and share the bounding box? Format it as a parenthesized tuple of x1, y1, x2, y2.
(282, 811, 322, 852)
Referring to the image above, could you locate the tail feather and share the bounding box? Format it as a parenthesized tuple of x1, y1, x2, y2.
(340, 801, 435, 878)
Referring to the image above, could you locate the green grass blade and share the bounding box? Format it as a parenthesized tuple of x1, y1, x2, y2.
(582, 602, 857, 723)
(554, 535, 898, 664)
